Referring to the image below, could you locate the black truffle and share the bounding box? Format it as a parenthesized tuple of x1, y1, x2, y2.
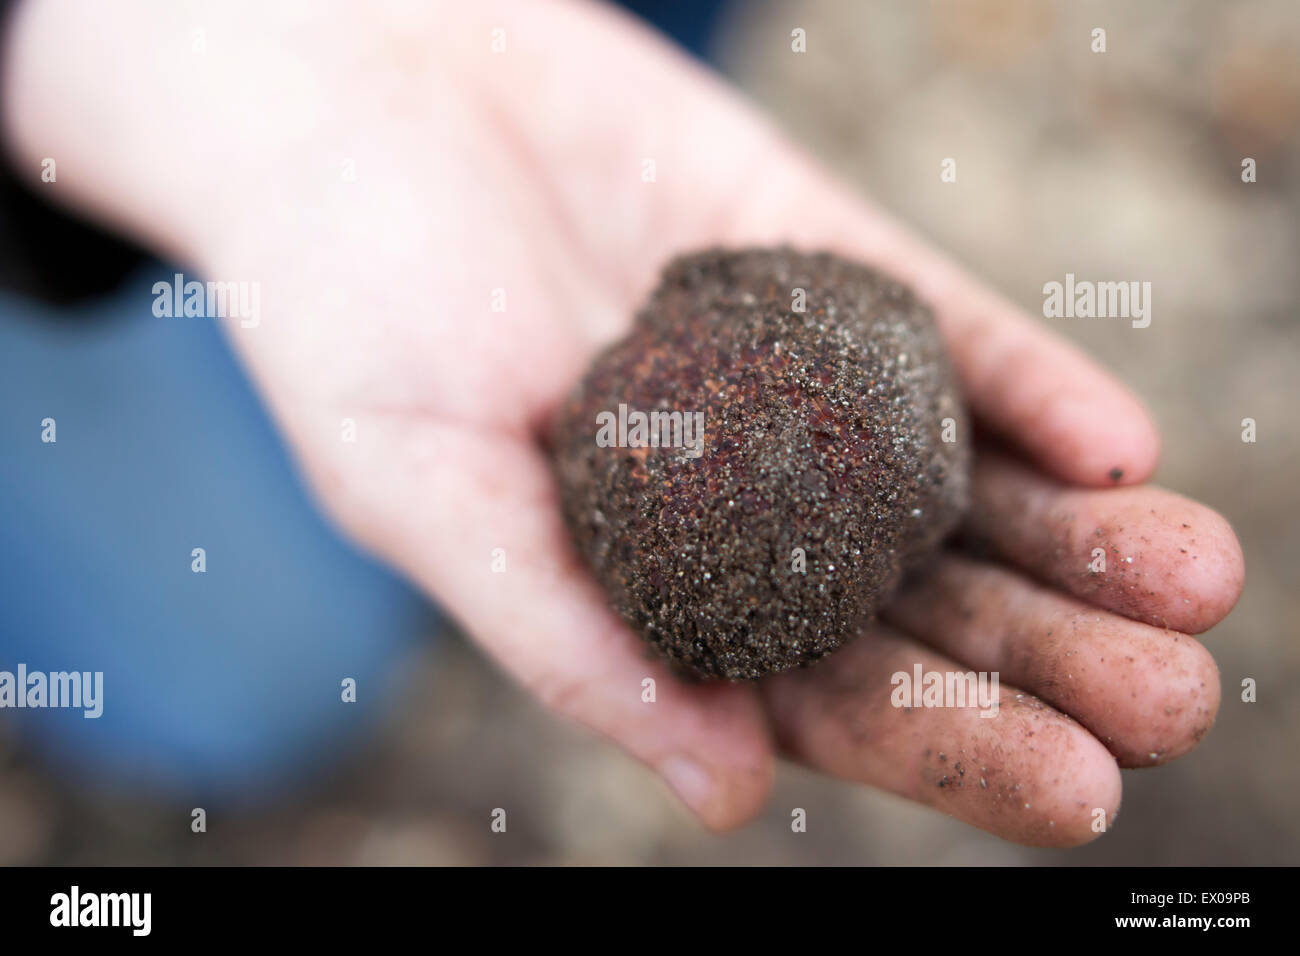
(551, 247, 969, 679)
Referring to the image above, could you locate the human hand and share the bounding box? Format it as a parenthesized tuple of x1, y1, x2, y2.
(6, 0, 1243, 844)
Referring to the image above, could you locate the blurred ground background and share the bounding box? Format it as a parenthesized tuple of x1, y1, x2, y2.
(3, 0, 1297, 864)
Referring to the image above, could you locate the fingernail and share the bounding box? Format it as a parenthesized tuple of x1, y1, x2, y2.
(659, 754, 716, 816)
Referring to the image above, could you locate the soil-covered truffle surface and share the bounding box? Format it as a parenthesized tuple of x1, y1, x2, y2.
(551, 248, 970, 679)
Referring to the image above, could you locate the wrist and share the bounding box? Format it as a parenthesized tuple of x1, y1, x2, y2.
(1, 0, 387, 273)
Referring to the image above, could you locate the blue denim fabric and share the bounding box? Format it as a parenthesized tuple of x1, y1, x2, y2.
(0, 268, 429, 802)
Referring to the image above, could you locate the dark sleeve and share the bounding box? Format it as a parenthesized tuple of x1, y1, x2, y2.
(0, 0, 147, 305)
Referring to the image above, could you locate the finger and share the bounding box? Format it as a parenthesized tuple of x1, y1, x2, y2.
(884, 555, 1221, 766)
(965, 452, 1245, 632)
(787, 193, 1162, 488)
(318, 419, 775, 830)
(762, 626, 1121, 847)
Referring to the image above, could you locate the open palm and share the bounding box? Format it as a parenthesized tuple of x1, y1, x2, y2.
(160, 0, 1248, 845)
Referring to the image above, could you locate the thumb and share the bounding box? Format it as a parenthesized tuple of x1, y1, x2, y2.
(335, 417, 775, 830)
